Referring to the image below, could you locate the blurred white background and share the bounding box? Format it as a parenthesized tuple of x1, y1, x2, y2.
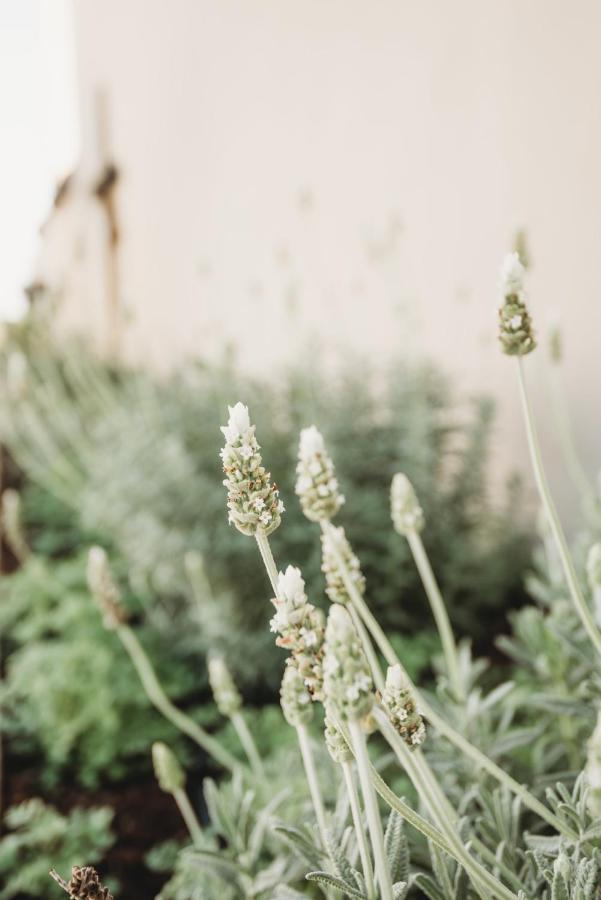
(4, 0, 601, 520)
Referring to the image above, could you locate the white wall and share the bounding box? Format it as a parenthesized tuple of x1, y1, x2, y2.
(45, 0, 601, 519)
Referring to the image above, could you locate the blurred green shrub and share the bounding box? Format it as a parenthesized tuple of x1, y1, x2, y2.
(0, 799, 114, 899)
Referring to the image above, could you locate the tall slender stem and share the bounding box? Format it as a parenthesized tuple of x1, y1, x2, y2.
(406, 529, 463, 699)
(173, 787, 203, 845)
(342, 761, 376, 900)
(348, 720, 394, 900)
(255, 528, 279, 594)
(376, 710, 518, 900)
(232, 711, 265, 779)
(117, 626, 240, 773)
(517, 358, 601, 661)
(320, 520, 575, 839)
(296, 723, 329, 848)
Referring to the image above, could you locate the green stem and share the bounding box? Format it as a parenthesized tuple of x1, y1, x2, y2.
(296, 723, 329, 849)
(406, 529, 463, 700)
(376, 710, 518, 900)
(342, 761, 376, 900)
(348, 720, 394, 900)
(321, 521, 575, 840)
(232, 711, 265, 779)
(173, 787, 204, 845)
(117, 625, 240, 773)
(517, 357, 601, 662)
(255, 528, 279, 595)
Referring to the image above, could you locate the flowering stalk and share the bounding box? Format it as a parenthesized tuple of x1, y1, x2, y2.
(498, 254, 601, 660)
(280, 662, 328, 846)
(1, 489, 30, 564)
(324, 716, 376, 899)
(152, 741, 203, 845)
(323, 604, 394, 900)
(319, 518, 575, 839)
(390, 473, 462, 699)
(208, 655, 265, 779)
(87, 547, 240, 774)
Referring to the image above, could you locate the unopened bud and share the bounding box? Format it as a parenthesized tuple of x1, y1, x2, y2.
(208, 655, 242, 717)
(391, 473, 424, 536)
(152, 742, 186, 794)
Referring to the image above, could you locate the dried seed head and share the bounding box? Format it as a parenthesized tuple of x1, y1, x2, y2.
(587, 544, 601, 592)
(324, 714, 353, 764)
(280, 660, 313, 727)
(50, 865, 113, 900)
(208, 655, 242, 717)
(498, 252, 536, 356)
(390, 473, 424, 536)
(380, 664, 426, 750)
(321, 525, 365, 605)
(86, 547, 127, 629)
(220, 402, 284, 536)
(152, 742, 186, 794)
(295, 426, 345, 523)
(323, 604, 373, 721)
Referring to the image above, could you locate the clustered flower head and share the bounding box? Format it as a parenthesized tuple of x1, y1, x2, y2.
(380, 664, 426, 750)
(280, 660, 313, 727)
(390, 473, 424, 536)
(498, 252, 536, 356)
(324, 714, 353, 764)
(152, 741, 186, 794)
(87, 546, 127, 630)
(323, 604, 373, 721)
(295, 425, 345, 523)
(586, 712, 601, 818)
(270, 565, 325, 700)
(208, 654, 242, 717)
(220, 402, 284, 536)
(321, 525, 365, 605)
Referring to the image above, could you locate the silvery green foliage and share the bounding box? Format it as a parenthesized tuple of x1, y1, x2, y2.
(0, 800, 114, 900)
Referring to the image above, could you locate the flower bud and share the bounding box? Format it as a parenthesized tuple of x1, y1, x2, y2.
(380, 665, 426, 750)
(152, 741, 186, 794)
(295, 426, 344, 522)
(87, 546, 127, 629)
(324, 714, 353, 764)
(208, 655, 242, 717)
(280, 661, 313, 727)
(321, 526, 365, 605)
(220, 403, 284, 536)
(498, 252, 536, 356)
(390, 473, 424, 536)
(323, 605, 373, 721)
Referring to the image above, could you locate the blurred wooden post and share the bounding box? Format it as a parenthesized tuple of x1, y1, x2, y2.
(93, 88, 121, 360)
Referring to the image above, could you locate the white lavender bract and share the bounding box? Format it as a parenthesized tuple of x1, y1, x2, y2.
(324, 714, 353, 764)
(280, 661, 313, 727)
(220, 402, 284, 536)
(586, 712, 601, 818)
(321, 525, 365, 605)
(390, 473, 424, 536)
(295, 425, 344, 522)
(323, 604, 373, 721)
(380, 664, 426, 750)
(498, 252, 536, 356)
(270, 565, 325, 700)
(208, 655, 242, 717)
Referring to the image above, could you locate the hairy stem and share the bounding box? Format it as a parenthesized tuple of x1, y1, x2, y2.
(517, 357, 601, 661)
(174, 787, 204, 845)
(296, 723, 329, 848)
(348, 720, 394, 900)
(406, 529, 463, 699)
(342, 760, 376, 900)
(255, 528, 279, 594)
(232, 711, 265, 779)
(117, 626, 240, 772)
